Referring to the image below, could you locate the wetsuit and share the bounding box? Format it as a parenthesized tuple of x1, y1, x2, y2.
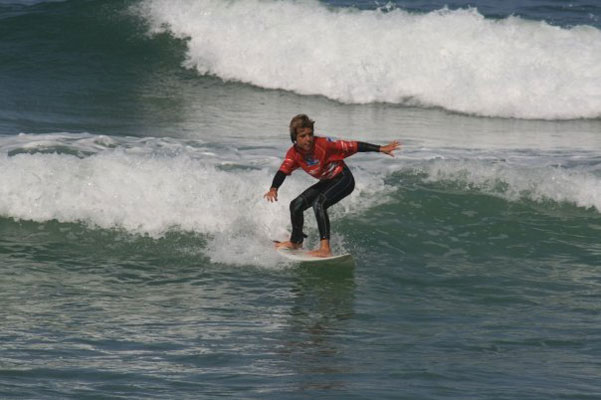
(270, 136, 380, 244)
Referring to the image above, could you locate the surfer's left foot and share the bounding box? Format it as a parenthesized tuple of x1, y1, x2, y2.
(274, 241, 302, 250)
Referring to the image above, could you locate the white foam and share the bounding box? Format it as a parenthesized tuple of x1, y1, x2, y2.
(0, 133, 391, 268)
(3, 133, 600, 267)
(415, 158, 601, 212)
(137, 0, 601, 120)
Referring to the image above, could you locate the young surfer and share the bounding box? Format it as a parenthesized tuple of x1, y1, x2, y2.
(264, 114, 400, 257)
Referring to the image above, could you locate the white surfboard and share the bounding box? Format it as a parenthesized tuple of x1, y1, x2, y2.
(276, 247, 354, 265)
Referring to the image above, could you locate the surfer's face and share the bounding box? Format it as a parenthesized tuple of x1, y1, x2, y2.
(295, 127, 314, 151)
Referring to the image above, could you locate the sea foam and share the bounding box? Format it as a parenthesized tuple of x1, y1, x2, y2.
(137, 0, 601, 120)
(0, 133, 389, 267)
(411, 158, 601, 212)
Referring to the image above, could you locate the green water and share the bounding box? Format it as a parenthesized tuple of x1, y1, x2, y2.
(2, 182, 601, 398)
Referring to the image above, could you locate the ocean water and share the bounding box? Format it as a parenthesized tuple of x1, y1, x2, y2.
(1, 0, 601, 398)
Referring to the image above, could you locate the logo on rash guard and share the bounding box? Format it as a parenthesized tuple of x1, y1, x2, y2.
(322, 162, 339, 178)
(305, 155, 319, 166)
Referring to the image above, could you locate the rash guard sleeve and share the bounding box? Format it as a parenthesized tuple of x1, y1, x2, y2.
(278, 147, 299, 175)
(271, 170, 287, 189)
(326, 138, 359, 158)
(357, 141, 381, 152)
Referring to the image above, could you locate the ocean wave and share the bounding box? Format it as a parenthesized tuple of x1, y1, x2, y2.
(137, 0, 601, 120)
(409, 158, 601, 213)
(0, 133, 390, 266)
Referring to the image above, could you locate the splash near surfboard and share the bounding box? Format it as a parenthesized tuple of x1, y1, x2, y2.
(276, 246, 354, 265)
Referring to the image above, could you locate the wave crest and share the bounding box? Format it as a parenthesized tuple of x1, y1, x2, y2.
(137, 0, 601, 120)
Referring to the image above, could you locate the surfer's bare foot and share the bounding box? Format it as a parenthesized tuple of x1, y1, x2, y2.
(307, 248, 332, 258)
(307, 239, 332, 258)
(274, 241, 302, 250)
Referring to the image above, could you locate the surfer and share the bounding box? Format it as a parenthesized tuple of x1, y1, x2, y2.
(264, 114, 400, 257)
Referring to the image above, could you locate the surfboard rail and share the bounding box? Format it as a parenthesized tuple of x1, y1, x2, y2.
(276, 247, 354, 265)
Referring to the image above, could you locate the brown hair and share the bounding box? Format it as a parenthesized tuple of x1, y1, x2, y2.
(289, 114, 314, 143)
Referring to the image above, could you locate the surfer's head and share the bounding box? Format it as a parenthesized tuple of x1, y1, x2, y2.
(289, 114, 314, 143)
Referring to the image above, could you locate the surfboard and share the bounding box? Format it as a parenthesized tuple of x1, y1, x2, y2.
(276, 246, 354, 265)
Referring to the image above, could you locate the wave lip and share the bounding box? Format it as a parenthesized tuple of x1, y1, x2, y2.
(137, 0, 601, 120)
(417, 158, 601, 213)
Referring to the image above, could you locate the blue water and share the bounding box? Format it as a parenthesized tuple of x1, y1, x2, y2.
(1, 0, 601, 399)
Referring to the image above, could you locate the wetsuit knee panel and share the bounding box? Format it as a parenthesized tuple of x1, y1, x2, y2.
(312, 193, 328, 212)
(290, 196, 306, 213)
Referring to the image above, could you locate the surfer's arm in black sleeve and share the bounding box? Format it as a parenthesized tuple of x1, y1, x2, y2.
(264, 170, 286, 202)
(357, 142, 381, 152)
(359, 140, 401, 157)
(271, 170, 286, 189)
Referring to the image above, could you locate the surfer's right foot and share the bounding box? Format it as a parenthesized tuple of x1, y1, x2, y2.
(274, 241, 302, 250)
(307, 248, 332, 258)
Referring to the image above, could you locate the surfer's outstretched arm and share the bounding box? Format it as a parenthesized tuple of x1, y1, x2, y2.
(264, 170, 287, 202)
(354, 140, 400, 156)
(379, 140, 401, 156)
(264, 188, 278, 202)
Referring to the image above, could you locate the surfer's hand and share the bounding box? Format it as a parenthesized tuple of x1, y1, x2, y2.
(264, 188, 278, 202)
(381, 140, 401, 157)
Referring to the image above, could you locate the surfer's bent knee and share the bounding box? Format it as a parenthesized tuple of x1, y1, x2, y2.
(312, 193, 328, 213)
(289, 195, 305, 214)
(312, 194, 330, 240)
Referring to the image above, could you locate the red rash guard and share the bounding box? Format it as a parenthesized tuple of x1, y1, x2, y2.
(279, 137, 359, 180)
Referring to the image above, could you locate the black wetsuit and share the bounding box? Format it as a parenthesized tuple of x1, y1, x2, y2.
(271, 141, 380, 244)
